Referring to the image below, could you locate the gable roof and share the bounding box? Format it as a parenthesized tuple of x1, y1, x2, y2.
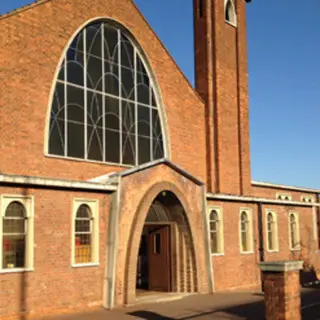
(252, 180, 320, 195)
(0, 0, 205, 106)
(89, 158, 204, 186)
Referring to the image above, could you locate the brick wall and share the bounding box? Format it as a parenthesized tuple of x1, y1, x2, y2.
(208, 201, 260, 291)
(207, 200, 316, 291)
(0, 0, 207, 183)
(194, 0, 252, 195)
(261, 205, 317, 263)
(252, 185, 318, 202)
(261, 262, 303, 320)
(0, 186, 112, 319)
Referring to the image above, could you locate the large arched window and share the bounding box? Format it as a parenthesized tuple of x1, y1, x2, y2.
(48, 20, 165, 166)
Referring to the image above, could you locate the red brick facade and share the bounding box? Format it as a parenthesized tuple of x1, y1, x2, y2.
(0, 0, 319, 319)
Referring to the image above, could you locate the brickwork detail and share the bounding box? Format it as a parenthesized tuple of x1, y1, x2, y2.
(260, 261, 303, 320)
(114, 164, 211, 305)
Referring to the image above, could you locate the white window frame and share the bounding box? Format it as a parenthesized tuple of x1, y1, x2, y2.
(276, 193, 292, 201)
(239, 208, 254, 254)
(301, 195, 314, 203)
(0, 195, 34, 273)
(208, 206, 224, 256)
(265, 210, 279, 252)
(224, 0, 237, 27)
(288, 211, 301, 251)
(71, 198, 99, 267)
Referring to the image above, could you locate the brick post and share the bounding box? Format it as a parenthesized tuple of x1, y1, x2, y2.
(259, 261, 304, 320)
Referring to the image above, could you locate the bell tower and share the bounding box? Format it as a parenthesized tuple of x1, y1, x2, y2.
(194, 0, 252, 195)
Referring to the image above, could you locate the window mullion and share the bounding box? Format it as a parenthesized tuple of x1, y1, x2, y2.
(84, 28, 88, 159)
(134, 47, 138, 165)
(118, 30, 123, 164)
(102, 23, 106, 163)
(64, 52, 68, 156)
(149, 82, 153, 161)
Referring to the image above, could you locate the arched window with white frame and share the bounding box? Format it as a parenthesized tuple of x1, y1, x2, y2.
(48, 20, 167, 166)
(289, 212, 300, 250)
(209, 208, 224, 254)
(225, 0, 237, 26)
(72, 199, 99, 266)
(266, 211, 278, 252)
(0, 196, 34, 271)
(240, 209, 253, 253)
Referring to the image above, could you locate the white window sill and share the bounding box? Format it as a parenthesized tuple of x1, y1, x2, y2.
(240, 251, 254, 255)
(211, 253, 225, 257)
(0, 268, 34, 274)
(72, 263, 99, 268)
(267, 249, 279, 253)
(290, 248, 301, 252)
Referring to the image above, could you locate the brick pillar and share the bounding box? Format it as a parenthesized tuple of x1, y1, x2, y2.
(259, 261, 304, 320)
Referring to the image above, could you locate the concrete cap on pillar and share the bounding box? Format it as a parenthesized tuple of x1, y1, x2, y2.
(259, 260, 304, 272)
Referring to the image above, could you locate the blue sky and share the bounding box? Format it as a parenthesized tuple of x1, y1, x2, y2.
(1, 0, 320, 189)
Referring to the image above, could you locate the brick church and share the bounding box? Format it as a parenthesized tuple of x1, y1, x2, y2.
(0, 0, 319, 318)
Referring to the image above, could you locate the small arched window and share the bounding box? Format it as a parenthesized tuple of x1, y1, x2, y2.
(266, 211, 278, 251)
(225, 0, 237, 26)
(48, 20, 165, 166)
(240, 210, 252, 253)
(75, 204, 93, 264)
(2, 202, 27, 269)
(289, 212, 300, 250)
(209, 208, 224, 254)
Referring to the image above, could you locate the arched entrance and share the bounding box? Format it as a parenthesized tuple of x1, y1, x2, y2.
(135, 190, 197, 296)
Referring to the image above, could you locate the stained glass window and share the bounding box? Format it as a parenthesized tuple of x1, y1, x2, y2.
(49, 21, 164, 165)
(75, 204, 92, 264)
(2, 202, 26, 269)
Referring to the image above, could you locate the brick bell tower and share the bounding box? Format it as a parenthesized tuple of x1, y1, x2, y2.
(193, 0, 252, 195)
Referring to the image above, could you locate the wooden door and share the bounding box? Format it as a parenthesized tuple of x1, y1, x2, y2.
(147, 225, 170, 292)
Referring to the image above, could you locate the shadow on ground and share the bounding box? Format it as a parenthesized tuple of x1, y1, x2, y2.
(128, 299, 265, 320)
(127, 289, 320, 320)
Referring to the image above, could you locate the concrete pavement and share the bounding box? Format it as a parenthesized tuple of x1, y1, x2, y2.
(41, 289, 320, 320)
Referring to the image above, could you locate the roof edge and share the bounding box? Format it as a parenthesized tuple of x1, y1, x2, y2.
(0, 0, 51, 21)
(0, 173, 117, 192)
(252, 180, 320, 195)
(129, 1, 205, 106)
(0, 0, 205, 108)
(207, 192, 320, 207)
(90, 158, 204, 186)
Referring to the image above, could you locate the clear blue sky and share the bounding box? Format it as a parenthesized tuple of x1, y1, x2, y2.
(1, 0, 320, 189)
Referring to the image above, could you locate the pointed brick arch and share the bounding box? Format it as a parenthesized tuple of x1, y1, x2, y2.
(121, 181, 202, 304)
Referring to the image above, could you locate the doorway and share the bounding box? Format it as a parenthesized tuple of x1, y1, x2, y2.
(136, 224, 171, 292)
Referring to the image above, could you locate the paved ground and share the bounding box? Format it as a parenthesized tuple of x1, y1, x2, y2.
(42, 289, 320, 320)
